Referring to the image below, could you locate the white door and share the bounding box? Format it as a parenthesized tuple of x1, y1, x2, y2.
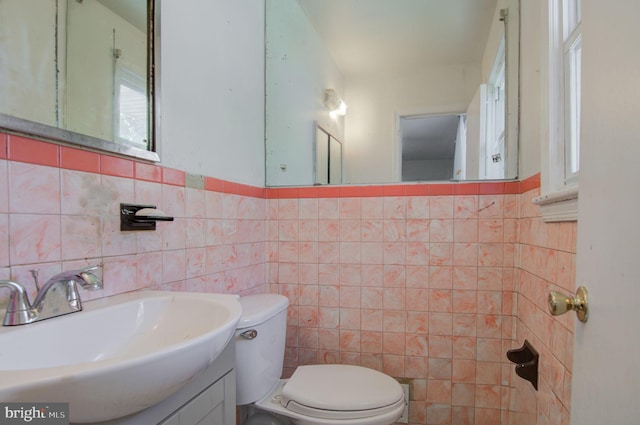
(571, 0, 640, 423)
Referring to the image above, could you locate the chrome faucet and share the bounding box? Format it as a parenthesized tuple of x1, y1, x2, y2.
(0, 266, 103, 326)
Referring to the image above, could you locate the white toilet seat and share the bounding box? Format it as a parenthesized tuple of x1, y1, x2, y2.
(252, 365, 405, 425)
(281, 364, 404, 420)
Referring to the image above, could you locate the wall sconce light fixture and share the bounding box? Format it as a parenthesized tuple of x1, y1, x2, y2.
(324, 89, 347, 118)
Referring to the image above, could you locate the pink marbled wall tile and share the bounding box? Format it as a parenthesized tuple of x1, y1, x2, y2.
(299, 241, 318, 264)
(454, 219, 479, 242)
(406, 219, 430, 243)
(454, 195, 478, 219)
(339, 242, 360, 264)
(162, 184, 186, 218)
(339, 220, 361, 241)
(163, 249, 186, 283)
(430, 196, 454, 218)
(453, 243, 478, 266)
(430, 266, 453, 289)
(318, 220, 339, 241)
(430, 219, 454, 242)
(61, 215, 102, 260)
(383, 220, 406, 242)
(361, 219, 383, 242)
(339, 198, 361, 219)
(299, 220, 318, 241)
(277, 199, 298, 220)
(382, 242, 405, 265)
(185, 248, 206, 278)
(478, 195, 504, 218)
(383, 332, 405, 355)
(298, 198, 318, 219)
(185, 218, 206, 248)
(453, 314, 476, 337)
(382, 310, 406, 332)
(404, 242, 428, 266)
(319, 285, 339, 307)
(278, 220, 298, 242)
(406, 265, 429, 288)
(61, 170, 102, 216)
(10, 214, 61, 264)
(101, 255, 139, 295)
(453, 336, 477, 359)
(407, 196, 430, 219)
(205, 191, 224, 219)
(452, 290, 477, 314)
(382, 264, 404, 288)
(453, 266, 478, 290)
(136, 251, 163, 287)
(361, 242, 383, 264)
(382, 354, 405, 377)
(361, 197, 383, 219)
(339, 264, 361, 286)
(0, 214, 8, 267)
(162, 218, 186, 250)
(0, 161, 8, 213)
(478, 219, 503, 243)
(185, 188, 206, 218)
(9, 162, 60, 214)
(318, 198, 339, 219)
(430, 243, 453, 266)
(383, 197, 406, 219)
(478, 243, 504, 267)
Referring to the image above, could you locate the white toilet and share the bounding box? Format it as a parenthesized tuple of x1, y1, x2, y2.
(235, 294, 405, 425)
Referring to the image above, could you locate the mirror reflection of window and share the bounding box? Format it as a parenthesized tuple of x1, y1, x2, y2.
(484, 35, 506, 179)
(115, 66, 148, 148)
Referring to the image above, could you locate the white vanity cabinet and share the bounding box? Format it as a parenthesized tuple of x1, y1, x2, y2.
(95, 342, 236, 425)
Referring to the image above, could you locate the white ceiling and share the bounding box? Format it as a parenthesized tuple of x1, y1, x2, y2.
(96, 0, 147, 31)
(297, 0, 499, 76)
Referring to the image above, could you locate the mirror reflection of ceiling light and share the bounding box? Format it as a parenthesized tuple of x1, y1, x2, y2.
(324, 89, 347, 118)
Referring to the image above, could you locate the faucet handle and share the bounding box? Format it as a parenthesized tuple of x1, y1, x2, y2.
(78, 265, 103, 291)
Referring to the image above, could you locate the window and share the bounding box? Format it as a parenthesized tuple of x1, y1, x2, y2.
(535, 0, 582, 221)
(483, 36, 506, 180)
(114, 66, 148, 149)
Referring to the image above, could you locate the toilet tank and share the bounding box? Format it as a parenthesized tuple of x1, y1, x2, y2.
(235, 294, 289, 405)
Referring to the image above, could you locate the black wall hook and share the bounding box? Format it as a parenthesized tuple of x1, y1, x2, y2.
(507, 339, 539, 390)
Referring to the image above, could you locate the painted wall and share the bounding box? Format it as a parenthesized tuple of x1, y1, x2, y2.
(344, 63, 481, 184)
(159, 0, 265, 187)
(264, 0, 345, 187)
(0, 0, 58, 126)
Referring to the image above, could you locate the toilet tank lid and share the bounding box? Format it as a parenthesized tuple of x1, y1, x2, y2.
(238, 294, 289, 328)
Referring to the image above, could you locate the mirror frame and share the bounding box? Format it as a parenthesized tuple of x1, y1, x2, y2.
(0, 0, 160, 163)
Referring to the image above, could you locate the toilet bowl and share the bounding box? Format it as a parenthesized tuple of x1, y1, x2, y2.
(235, 294, 405, 425)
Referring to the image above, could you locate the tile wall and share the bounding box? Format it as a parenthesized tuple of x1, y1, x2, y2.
(266, 178, 577, 425)
(0, 133, 269, 305)
(0, 132, 577, 425)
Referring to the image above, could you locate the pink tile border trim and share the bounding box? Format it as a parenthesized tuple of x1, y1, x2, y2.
(1, 132, 541, 197)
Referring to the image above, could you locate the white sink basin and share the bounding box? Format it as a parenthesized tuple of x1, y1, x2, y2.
(0, 291, 242, 423)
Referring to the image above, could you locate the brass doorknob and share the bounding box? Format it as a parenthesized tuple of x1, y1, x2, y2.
(548, 286, 588, 322)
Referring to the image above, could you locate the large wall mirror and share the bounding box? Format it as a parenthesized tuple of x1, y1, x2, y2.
(265, 0, 520, 186)
(0, 0, 159, 162)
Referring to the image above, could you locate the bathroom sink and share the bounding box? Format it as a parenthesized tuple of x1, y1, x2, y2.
(0, 291, 242, 423)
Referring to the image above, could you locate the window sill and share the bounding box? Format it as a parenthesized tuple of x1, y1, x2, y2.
(532, 186, 578, 222)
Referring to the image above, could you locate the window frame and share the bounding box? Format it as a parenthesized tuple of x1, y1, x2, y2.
(535, 0, 582, 222)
